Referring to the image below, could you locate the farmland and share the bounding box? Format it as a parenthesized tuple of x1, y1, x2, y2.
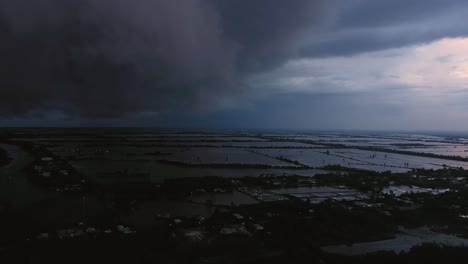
(3, 128, 468, 262)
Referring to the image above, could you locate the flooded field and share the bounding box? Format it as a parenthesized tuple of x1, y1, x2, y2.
(322, 227, 468, 256)
(254, 148, 468, 172)
(10, 131, 468, 180)
(160, 147, 295, 166)
(4, 129, 468, 262)
(266, 133, 468, 158)
(70, 160, 325, 183)
(244, 186, 367, 203)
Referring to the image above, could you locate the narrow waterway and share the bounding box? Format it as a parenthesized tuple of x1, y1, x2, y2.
(0, 143, 50, 209)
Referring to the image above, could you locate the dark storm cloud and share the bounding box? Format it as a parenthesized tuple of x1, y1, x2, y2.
(214, 0, 334, 72)
(2, 0, 468, 122)
(300, 0, 468, 57)
(0, 0, 330, 118)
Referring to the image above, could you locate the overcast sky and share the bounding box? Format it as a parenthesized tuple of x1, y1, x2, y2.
(1, 0, 468, 130)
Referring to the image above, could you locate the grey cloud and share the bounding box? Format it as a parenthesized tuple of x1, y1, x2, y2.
(301, 0, 468, 57)
(335, 0, 466, 29)
(435, 55, 454, 63)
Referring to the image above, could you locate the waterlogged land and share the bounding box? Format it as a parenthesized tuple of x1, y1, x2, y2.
(8, 129, 468, 182)
(3, 128, 468, 263)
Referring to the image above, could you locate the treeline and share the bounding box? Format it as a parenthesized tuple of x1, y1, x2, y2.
(289, 138, 468, 162)
(355, 146, 468, 162)
(155, 159, 308, 170)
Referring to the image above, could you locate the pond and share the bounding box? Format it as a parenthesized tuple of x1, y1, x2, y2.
(322, 227, 468, 256)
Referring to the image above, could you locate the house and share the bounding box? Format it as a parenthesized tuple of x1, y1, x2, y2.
(41, 157, 54, 162)
(232, 213, 245, 220)
(41, 171, 51, 178)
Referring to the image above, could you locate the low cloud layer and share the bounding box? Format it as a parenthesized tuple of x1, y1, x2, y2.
(245, 37, 468, 130)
